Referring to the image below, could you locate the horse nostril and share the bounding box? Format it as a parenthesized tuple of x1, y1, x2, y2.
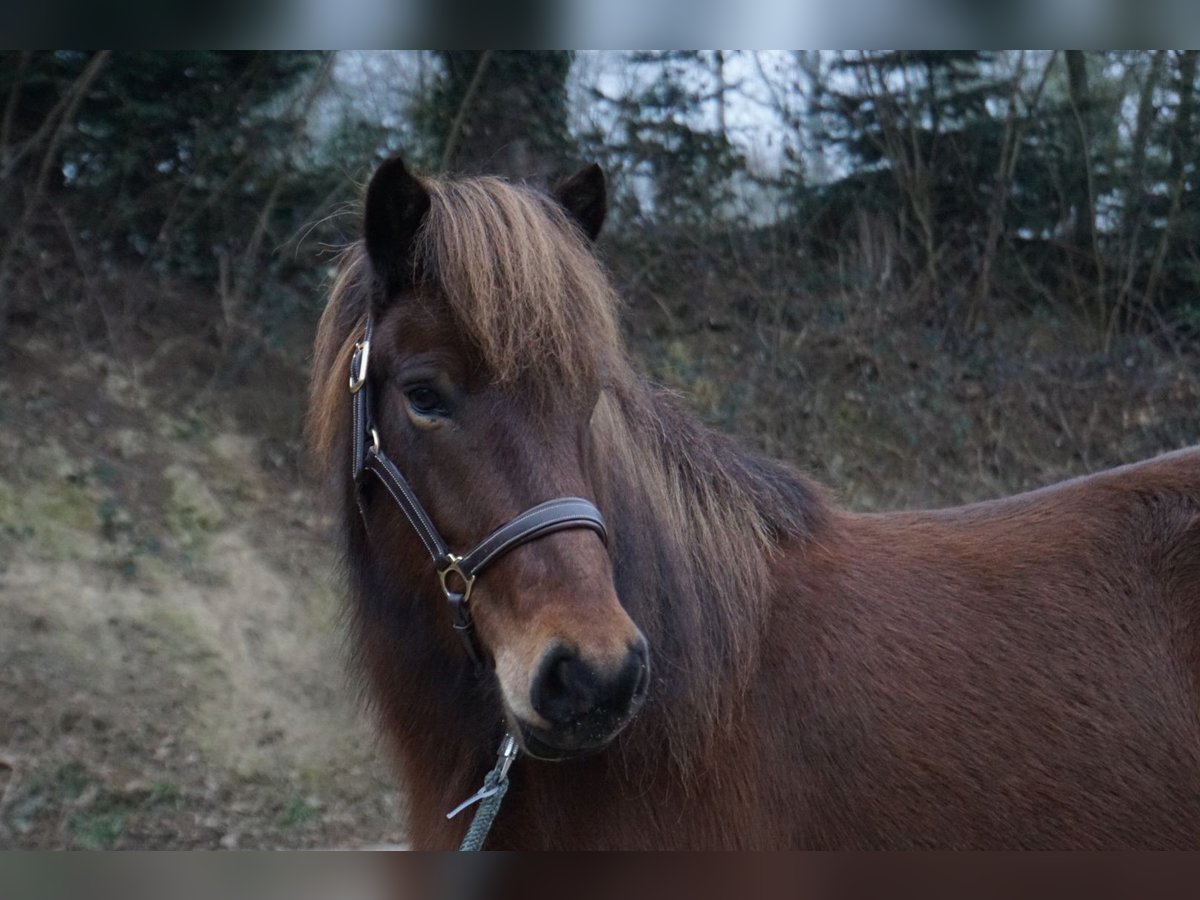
(607, 640, 650, 715)
(531, 640, 651, 728)
(532, 645, 595, 725)
(631, 652, 650, 702)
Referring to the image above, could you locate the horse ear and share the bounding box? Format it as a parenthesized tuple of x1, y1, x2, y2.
(363, 155, 431, 291)
(553, 163, 607, 241)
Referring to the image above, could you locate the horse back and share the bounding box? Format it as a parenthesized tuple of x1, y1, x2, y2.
(865, 444, 1200, 623)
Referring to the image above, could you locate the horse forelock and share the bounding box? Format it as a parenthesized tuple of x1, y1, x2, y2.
(309, 173, 623, 489)
(415, 175, 622, 399)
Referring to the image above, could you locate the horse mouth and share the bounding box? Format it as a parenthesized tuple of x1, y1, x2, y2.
(514, 721, 621, 762)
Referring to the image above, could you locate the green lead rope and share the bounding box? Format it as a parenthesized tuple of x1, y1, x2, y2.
(447, 733, 519, 851)
(457, 768, 511, 851)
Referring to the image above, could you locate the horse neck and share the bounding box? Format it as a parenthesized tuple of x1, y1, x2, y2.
(590, 374, 829, 765)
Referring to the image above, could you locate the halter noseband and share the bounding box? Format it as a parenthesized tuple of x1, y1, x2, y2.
(349, 317, 609, 666)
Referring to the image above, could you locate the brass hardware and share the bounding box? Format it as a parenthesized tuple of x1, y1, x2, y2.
(439, 554, 477, 605)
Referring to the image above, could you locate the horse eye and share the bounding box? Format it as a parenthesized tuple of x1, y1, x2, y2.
(406, 385, 445, 416)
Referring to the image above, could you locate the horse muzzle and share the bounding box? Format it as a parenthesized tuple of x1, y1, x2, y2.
(517, 637, 650, 760)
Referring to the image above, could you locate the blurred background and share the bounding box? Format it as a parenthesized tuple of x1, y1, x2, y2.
(1, 50, 1199, 849)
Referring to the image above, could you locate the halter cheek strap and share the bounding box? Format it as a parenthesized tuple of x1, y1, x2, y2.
(349, 317, 609, 667)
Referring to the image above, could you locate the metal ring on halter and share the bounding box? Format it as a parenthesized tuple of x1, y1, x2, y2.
(349, 339, 370, 393)
(439, 554, 477, 607)
(369, 427, 380, 455)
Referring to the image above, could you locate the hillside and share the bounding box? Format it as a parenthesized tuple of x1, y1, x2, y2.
(0, 279, 401, 849)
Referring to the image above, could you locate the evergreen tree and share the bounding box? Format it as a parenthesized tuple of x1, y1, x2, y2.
(817, 51, 1013, 295)
(584, 51, 743, 227)
(410, 51, 574, 181)
(1, 51, 328, 281)
(1141, 50, 1200, 330)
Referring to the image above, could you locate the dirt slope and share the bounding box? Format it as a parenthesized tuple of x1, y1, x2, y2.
(0, 334, 403, 849)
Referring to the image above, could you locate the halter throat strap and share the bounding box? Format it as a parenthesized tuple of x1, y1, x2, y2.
(349, 318, 609, 666)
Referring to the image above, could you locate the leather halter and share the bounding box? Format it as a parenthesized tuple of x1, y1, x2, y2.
(349, 317, 609, 666)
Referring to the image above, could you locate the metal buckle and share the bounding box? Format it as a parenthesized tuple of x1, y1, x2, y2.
(442, 555, 483, 667)
(438, 554, 477, 609)
(369, 427, 380, 455)
(445, 733, 519, 820)
(349, 339, 370, 393)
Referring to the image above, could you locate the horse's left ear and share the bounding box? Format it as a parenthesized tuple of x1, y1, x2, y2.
(553, 163, 607, 241)
(364, 154, 431, 291)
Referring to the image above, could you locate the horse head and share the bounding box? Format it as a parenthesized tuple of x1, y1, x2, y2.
(354, 156, 648, 760)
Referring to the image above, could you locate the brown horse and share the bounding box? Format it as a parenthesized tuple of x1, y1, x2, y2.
(308, 155, 1200, 849)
